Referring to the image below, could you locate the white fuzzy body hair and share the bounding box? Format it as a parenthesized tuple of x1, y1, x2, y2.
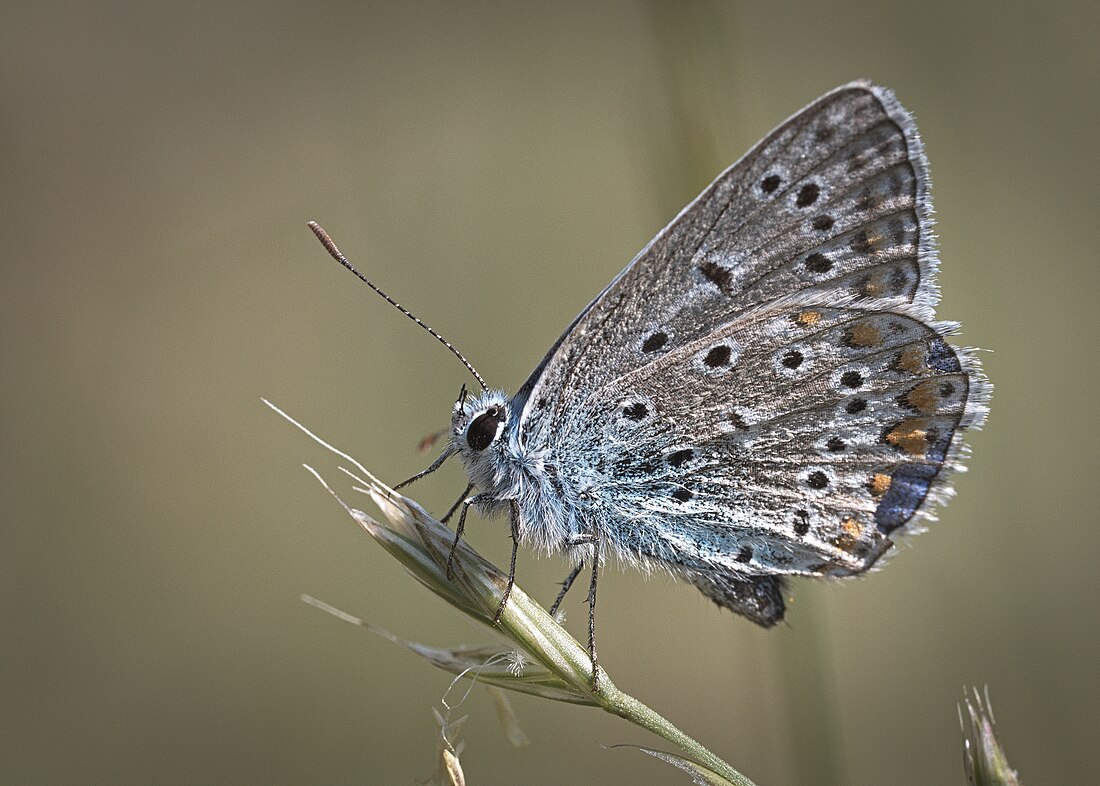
(451, 390, 581, 558)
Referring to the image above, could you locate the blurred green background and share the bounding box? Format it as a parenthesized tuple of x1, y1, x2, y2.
(2, 2, 1096, 784)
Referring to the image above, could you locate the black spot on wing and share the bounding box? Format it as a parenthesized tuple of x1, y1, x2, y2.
(622, 402, 648, 421)
(667, 448, 694, 468)
(845, 397, 867, 414)
(840, 370, 864, 388)
(727, 411, 749, 430)
(698, 260, 734, 293)
(805, 252, 832, 273)
(704, 345, 732, 367)
(642, 331, 668, 352)
(796, 182, 820, 207)
(782, 350, 804, 369)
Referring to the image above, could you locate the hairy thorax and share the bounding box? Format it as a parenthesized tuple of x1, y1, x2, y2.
(451, 389, 576, 555)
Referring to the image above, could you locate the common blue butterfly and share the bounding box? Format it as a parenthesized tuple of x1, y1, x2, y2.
(312, 81, 988, 687)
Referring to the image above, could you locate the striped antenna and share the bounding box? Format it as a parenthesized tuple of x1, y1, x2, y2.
(308, 221, 488, 392)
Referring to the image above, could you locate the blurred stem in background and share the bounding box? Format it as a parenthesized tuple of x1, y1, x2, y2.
(641, 3, 848, 784)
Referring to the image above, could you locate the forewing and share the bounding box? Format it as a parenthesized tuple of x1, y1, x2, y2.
(518, 81, 940, 444)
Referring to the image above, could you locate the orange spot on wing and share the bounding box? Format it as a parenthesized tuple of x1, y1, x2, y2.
(861, 272, 886, 297)
(847, 321, 881, 348)
(831, 517, 864, 554)
(904, 380, 941, 413)
(896, 347, 926, 375)
(886, 418, 930, 456)
(795, 310, 822, 327)
(869, 473, 892, 496)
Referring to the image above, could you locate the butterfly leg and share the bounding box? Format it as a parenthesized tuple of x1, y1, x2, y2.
(548, 562, 584, 617)
(395, 447, 455, 490)
(492, 501, 521, 625)
(441, 483, 473, 524)
(445, 491, 491, 580)
(586, 532, 602, 691)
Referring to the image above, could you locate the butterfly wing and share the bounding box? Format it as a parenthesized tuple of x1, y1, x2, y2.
(514, 82, 988, 623)
(520, 81, 941, 435)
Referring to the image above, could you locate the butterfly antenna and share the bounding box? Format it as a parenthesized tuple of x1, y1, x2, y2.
(308, 221, 488, 391)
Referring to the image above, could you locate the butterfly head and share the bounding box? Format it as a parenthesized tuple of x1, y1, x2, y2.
(451, 388, 510, 455)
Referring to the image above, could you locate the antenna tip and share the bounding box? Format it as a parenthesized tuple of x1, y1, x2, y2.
(308, 221, 339, 254)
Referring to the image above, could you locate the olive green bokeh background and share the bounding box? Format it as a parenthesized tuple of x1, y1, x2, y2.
(3, 2, 1097, 784)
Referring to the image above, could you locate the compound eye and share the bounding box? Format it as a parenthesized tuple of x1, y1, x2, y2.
(466, 408, 502, 451)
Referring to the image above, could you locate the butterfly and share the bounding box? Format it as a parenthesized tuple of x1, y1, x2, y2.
(312, 80, 987, 688)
